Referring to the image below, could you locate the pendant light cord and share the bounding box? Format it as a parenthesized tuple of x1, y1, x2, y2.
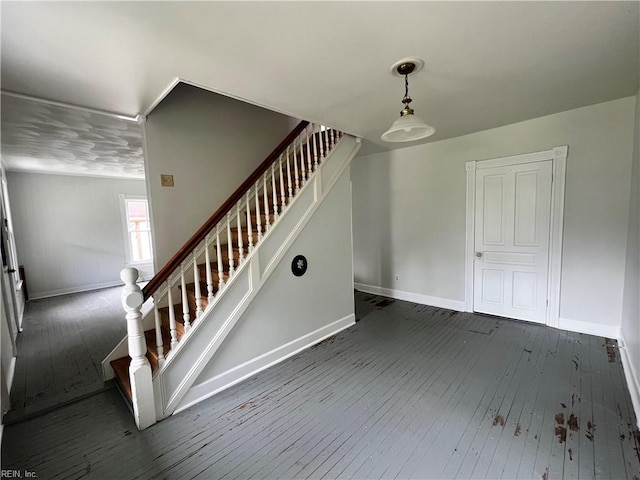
(402, 74, 412, 107)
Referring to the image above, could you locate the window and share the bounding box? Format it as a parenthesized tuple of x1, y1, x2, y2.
(119, 194, 153, 265)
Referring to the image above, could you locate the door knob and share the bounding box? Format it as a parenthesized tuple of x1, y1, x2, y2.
(475, 252, 482, 258)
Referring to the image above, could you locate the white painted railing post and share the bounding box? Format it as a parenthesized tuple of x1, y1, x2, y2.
(271, 164, 279, 218)
(180, 265, 192, 331)
(306, 127, 313, 174)
(121, 267, 156, 430)
(313, 125, 319, 168)
(263, 175, 271, 231)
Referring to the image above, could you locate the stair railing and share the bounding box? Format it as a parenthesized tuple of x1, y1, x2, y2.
(120, 121, 343, 428)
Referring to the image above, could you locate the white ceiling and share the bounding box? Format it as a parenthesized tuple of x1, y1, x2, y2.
(1, 93, 144, 178)
(1, 1, 639, 176)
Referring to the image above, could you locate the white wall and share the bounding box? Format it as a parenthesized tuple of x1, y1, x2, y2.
(1, 280, 16, 421)
(352, 97, 636, 333)
(7, 172, 147, 298)
(621, 91, 640, 420)
(144, 83, 298, 266)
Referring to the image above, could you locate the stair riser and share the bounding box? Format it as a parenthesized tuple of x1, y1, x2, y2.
(159, 305, 186, 336)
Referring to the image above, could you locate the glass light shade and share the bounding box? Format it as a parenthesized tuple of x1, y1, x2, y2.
(381, 113, 435, 143)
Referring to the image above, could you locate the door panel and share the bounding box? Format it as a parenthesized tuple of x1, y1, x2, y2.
(512, 271, 537, 309)
(482, 269, 504, 304)
(514, 171, 539, 245)
(473, 160, 552, 323)
(482, 175, 506, 245)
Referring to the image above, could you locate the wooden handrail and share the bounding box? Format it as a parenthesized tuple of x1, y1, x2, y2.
(142, 120, 309, 301)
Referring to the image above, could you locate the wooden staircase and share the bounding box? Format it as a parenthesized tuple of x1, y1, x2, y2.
(110, 125, 338, 405)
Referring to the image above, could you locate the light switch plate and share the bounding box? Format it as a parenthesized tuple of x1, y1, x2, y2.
(160, 174, 174, 187)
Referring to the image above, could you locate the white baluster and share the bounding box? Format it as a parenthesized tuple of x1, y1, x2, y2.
(236, 204, 244, 264)
(324, 128, 330, 156)
(279, 156, 286, 211)
(331, 128, 336, 148)
(153, 301, 165, 367)
(226, 214, 235, 276)
(293, 141, 300, 193)
(286, 147, 293, 201)
(205, 237, 214, 304)
(271, 164, 279, 218)
(255, 183, 263, 242)
(216, 227, 224, 291)
(246, 192, 254, 252)
(313, 124, 319, 168)
(180, 265, 191, 331)
(120, 267, 156, 430)
(298, 138, 306, 186)
(306, 127, 313, 174)
(263, 175, 270, 231)
(167, 281, 178, 349)
(227, 213, 236, 278)
(193, 252, 203, 318)
(318, 125, 324, 159)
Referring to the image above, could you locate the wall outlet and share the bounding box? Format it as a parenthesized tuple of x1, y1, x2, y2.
(395, 275, 399, 281)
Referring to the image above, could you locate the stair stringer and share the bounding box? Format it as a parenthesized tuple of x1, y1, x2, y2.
(154, 134, 362, 419)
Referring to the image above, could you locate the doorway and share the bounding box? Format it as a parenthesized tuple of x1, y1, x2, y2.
(465, 146, 567, 327)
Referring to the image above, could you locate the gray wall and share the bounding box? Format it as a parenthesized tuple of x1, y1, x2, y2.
(621, 90, 640, 414)
(7, 172, 147, 298)
(144, 83, 298, 267)
(352, 96, 636, 333)
(178, 162, 356, 410)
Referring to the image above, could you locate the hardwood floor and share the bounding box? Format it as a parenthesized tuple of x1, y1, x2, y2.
(2, 291, 639, 479)
(5, 286, 126, 423)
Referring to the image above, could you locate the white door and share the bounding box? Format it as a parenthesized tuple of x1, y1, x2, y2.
(473, 160, 552, 323)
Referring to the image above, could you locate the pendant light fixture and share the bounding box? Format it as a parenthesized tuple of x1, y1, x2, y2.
(381, 58, 435, 143)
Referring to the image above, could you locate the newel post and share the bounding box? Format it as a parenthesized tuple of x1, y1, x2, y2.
(121, 267, 157, 430)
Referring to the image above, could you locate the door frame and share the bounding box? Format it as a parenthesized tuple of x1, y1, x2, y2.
(465, 146, 567, 328)
(0, 167, 23, 334)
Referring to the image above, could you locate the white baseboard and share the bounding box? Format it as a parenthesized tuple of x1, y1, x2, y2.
(174, 314, 355, 414)
(558, 316, 622, 339)
(619, 329, 640, 428)
(1, 359, 15, 437)
(30, 280, 124, 300)
(7, 357, 16, 396)
(354, 283, 466, 312)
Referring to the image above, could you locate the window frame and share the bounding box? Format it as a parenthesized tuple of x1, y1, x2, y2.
(118, 193, 153, 267)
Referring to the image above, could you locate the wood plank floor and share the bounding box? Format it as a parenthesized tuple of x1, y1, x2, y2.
(3, 291, 640, 479)
(5, 286, 127, 423)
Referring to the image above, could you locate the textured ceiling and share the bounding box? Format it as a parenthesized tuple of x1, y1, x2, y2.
(1, 1, 639, 175)
(1, 94, 144, 178)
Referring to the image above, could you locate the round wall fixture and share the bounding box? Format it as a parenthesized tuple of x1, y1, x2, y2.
(291, 255, 308, 277)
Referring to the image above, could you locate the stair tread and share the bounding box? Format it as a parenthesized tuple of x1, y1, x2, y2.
(111, 326, 175, 401)
(145, 328, 173, 362)
(196, 265, 231, 283)
(110, 356, 132, 400)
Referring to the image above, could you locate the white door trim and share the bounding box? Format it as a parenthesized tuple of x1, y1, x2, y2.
(465, 146, 567, 327)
